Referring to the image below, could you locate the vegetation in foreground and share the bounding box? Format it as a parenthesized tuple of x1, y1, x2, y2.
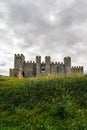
(0, 75, 87, 130)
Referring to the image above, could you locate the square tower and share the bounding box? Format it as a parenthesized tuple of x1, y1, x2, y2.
(64, 57, 71, 75)
(14, 54, 25, 70)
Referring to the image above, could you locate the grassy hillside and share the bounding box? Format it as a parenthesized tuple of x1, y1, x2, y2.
(0, 75, 87, 130)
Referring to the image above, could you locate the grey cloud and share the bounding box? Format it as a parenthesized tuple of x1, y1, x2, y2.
(60, 1, 87, 28)
(6, 1, 44, 26)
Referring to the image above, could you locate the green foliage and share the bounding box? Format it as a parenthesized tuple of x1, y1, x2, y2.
(0, 75, 87, 129)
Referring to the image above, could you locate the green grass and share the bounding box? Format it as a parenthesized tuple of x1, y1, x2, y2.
(0, 75, 87, 130)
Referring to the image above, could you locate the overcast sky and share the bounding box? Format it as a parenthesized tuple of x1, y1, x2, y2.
(0, 0, 87, 75)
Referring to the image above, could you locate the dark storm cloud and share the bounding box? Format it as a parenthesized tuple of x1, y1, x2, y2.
(0, 0, 87, 75)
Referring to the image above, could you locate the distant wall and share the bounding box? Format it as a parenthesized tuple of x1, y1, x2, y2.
(71, 66, 83, 74)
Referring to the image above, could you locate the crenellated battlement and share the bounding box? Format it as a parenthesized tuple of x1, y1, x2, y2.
(58, 62, 60, 65)
(61, 62, 63, 65)
(42, 61, 45, 64)
(27, 61, 29, 64)
(71, 66, 83, 70)
(55, 62, 57, 64)
(9, 54, 84, 78)
(71, 66, 83, 73)
(52, 62, 54, 64)
(15, 54, 25, 58)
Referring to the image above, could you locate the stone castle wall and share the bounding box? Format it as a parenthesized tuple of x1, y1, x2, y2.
(9, 54, 84, 78)
(71, 66, 83, 74)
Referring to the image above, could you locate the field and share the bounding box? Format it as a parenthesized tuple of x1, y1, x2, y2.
(0, 75, 87, 130)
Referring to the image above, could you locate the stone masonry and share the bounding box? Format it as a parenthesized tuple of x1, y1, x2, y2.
(9, 54, 84, 78)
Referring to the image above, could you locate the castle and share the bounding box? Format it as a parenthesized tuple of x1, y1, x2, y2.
(9, 54, 84, 78)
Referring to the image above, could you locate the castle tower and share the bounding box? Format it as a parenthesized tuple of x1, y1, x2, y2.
(64, 57, 71, 75)
(14, 54, 25, 70)
(36, 56, 41, 76)
(45, 56, 51, 75)
(60, 62, 65, 75)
